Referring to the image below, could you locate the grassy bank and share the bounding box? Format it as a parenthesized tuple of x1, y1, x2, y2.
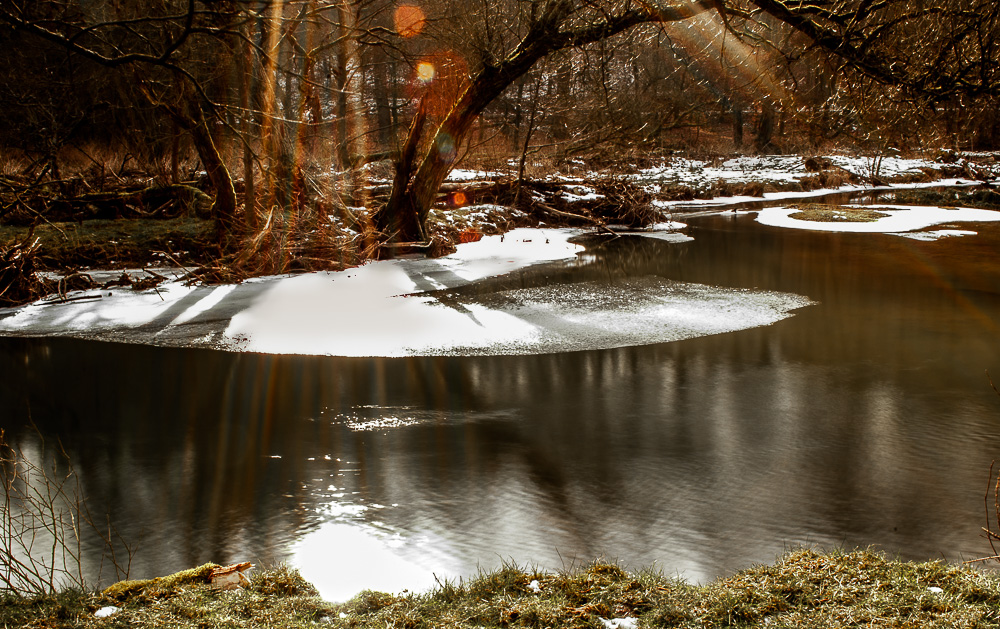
(3, 549, 1000, 628)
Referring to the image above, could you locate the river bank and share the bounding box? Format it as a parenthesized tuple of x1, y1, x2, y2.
(1, 151, 997, 309)
(4, 549, 999, 628)
(4, 180, 1000, 356)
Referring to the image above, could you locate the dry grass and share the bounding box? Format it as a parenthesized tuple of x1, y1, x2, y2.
(334, 551, 1000, 629)
(8, 550, 996, 629)
(0, 565, 332, 628)
(788, 204, 889, 223)
(0, 217, 216, 271)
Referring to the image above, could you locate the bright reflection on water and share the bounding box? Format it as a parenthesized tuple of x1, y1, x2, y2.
(1, 211, 1000, 598)
(293, 522, 440, 601)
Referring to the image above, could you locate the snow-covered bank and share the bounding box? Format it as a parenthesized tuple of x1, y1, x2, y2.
(659, 177, 981, 210)
(0, 227, 812, 356)
(628, 153, 997, 196)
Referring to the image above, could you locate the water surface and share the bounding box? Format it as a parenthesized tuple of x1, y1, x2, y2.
(2, 211, 999, 597)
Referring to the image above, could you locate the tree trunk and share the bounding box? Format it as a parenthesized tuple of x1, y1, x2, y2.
(732, 105, 744, 151)
(377, 98, 427, 242)
(368, 40, 395, 152)
(240, 30, 256, 229)
(167, 100, 237, 232)
(387, 49, 554, 242)
(754, 103, 776, 154)
(335, 0, 354, 171)
(382, 0, 717, 244)
(170, 120, 180, 183)
(515, 75, 543, 205)
(187, 112, 237, 229)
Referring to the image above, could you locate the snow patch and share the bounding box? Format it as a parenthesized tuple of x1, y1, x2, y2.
(446, 169, 502, 181)
(0, 226, 812, 357)
(94, 607, 120, 618)
(600, 618, 638, 629)
(756, 205, 1000, 233)
(621, 222, 693, 243)
(898, 229, 978, 241)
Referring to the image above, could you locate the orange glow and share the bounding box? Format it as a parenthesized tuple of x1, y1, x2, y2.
(458, 229, 482, 243)
(394, 4, 426, 38)
(452, 191, 467, 206)
(409, 51, 469, 117)
(415, 61, 436, 83)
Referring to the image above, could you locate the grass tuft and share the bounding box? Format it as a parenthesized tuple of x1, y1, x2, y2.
(788, 204, 889, 223)
(3, 552, 1000, 627)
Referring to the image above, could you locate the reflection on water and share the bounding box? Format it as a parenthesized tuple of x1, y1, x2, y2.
(293, 522, 440, 601)
(1, 213, 1000, 598)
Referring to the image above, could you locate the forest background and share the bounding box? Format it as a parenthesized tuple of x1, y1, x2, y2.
(0, 0, 998, 301)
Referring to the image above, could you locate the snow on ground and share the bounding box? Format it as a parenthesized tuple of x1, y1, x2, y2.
(445, 169, 504, 181)
(756, 205, 1000, 237)
(635, 155, 808, 187)
(0, 226, 811, 356)
(659, 178, 979, 210)
(8, 155, 995, 357)
(628, 154, 998, 204)
(898, 229, 979, 241)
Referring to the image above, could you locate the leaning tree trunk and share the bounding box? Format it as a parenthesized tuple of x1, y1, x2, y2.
(378, 98, 427, 241)
(384, 47, 554, 243)
(166, 99, 237, 233)
(380, 0, 717, 245)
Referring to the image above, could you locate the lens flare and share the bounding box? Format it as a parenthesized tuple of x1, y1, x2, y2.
(394, 4, 426, 38)
(416, 61, 435, 84)
(452, 191, 467, 206)
(436, 133, 456, 163)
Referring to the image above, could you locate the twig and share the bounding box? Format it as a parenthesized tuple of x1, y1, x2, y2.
(40, 293, 103, 305)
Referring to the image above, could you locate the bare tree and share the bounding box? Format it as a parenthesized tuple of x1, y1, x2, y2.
(377, 0, 720, 244)
(0, 0, 245, 230)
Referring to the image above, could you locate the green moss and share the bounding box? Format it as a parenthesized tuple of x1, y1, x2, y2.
(101, 562, 220, 601)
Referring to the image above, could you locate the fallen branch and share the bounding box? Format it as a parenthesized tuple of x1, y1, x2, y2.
(532, 200, 621, 237)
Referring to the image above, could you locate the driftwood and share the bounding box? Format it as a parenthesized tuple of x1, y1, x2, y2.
(532, 200, 620, 237)
(209, 562, 252, 590)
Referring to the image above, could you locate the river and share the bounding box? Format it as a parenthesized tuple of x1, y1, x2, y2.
(1, 207, 999, 599)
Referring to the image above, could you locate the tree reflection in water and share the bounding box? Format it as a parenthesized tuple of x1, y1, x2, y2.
(1, 213, 999, 593)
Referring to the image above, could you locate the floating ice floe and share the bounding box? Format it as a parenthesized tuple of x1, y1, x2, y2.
(898, 229, 978, 241)
(756, 205, 1000, 236)
(634, 221, 694, 243)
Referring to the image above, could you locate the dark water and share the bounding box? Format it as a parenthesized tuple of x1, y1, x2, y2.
(2, 211, 1000, 597)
